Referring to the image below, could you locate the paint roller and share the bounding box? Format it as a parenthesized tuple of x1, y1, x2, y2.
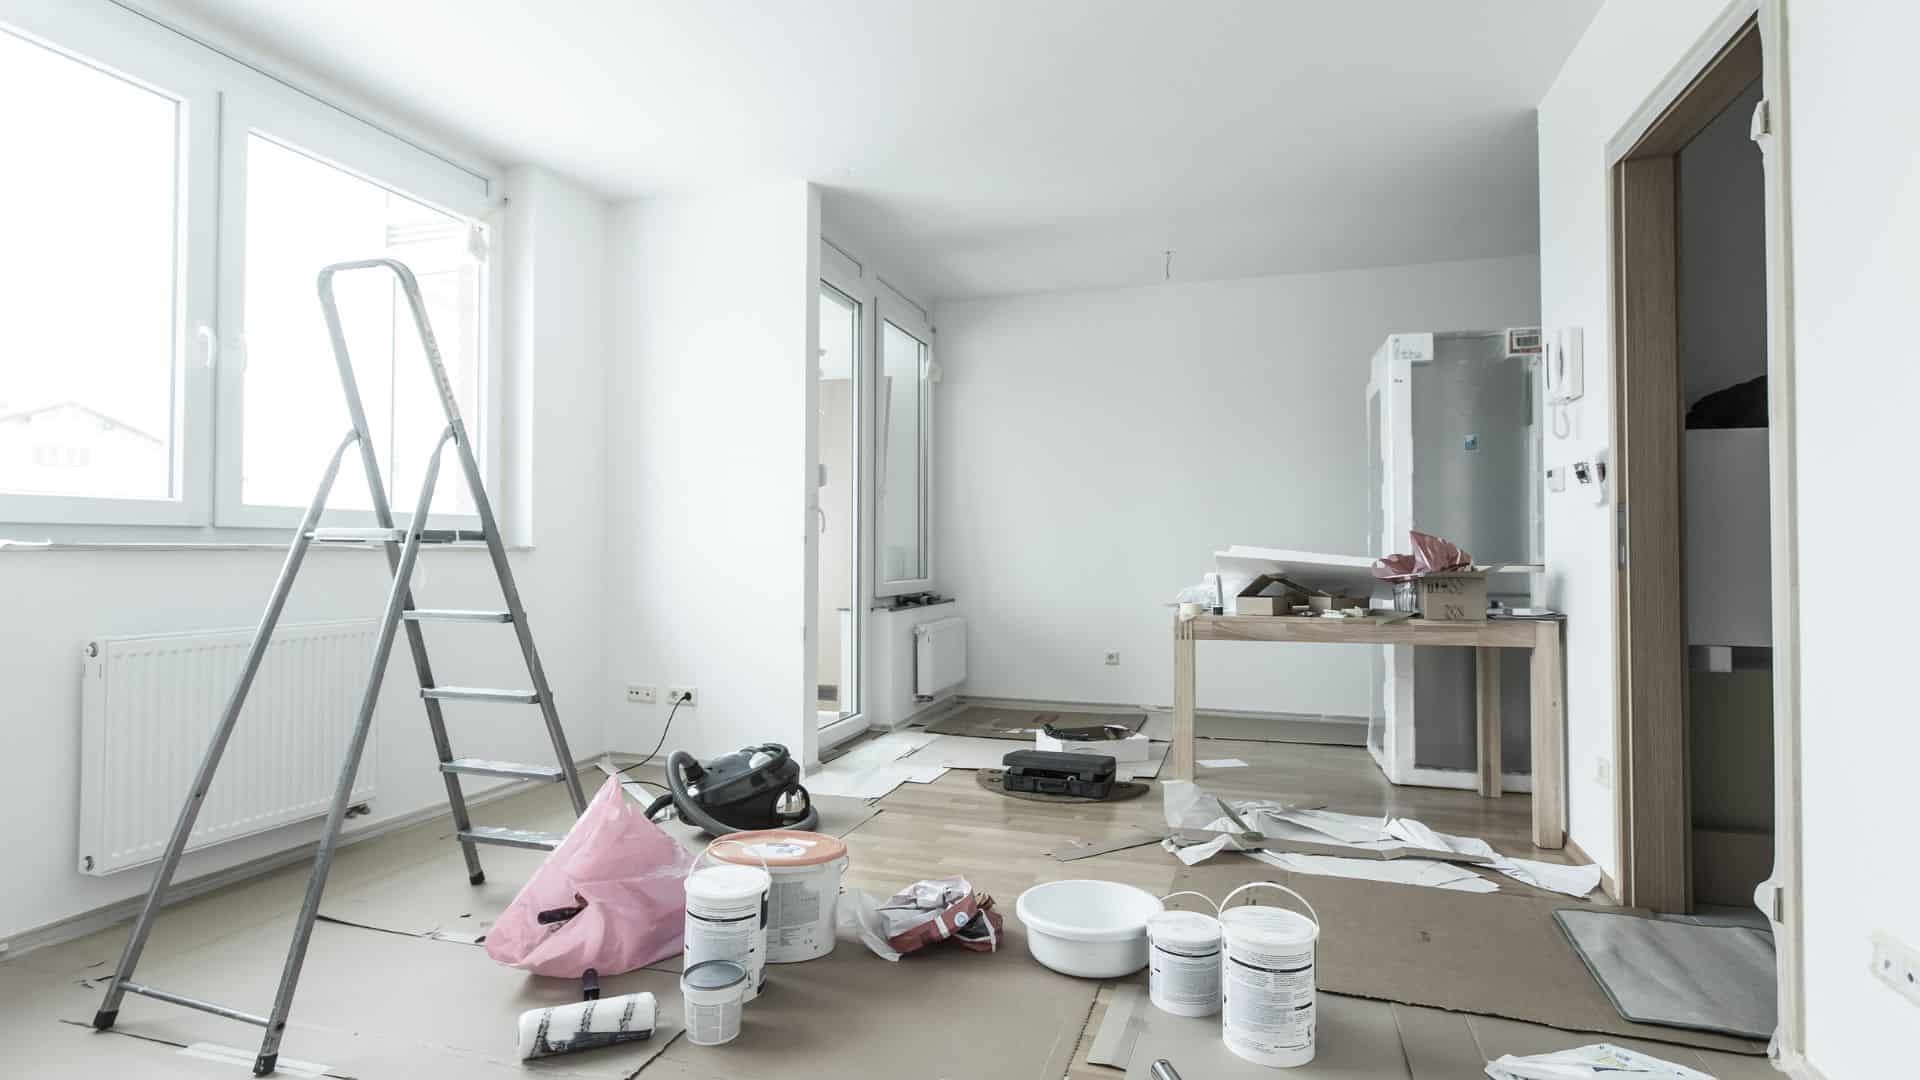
(516, 967, 658, 1061)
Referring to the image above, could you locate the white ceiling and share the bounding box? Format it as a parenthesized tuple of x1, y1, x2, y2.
(166, 0, 1601, 301)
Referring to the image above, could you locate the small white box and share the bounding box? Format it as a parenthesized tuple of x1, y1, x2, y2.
(1035, 729, 1151, 763)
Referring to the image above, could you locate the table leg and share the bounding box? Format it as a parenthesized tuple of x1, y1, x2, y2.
(1476, 648, 1502, 798)
(1530, 623, 1567, 849)
(1171, 617, 1196, 781)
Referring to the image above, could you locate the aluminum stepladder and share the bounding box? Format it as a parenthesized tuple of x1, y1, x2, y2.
(93, 258, 589, 1076)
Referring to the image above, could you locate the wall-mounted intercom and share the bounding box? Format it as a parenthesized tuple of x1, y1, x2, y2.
(1546, 327, 1585, 404)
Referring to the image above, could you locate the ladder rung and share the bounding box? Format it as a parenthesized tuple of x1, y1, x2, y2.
(422, 686, 539, 704)
(442, 758, 564, 782)
(405, 608, 512, 623)
(307, 527, 487, 544)
(460, 826, 565, 851)
(120, 982, 268, 1027)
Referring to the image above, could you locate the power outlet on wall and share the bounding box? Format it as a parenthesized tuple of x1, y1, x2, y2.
(1594, 757, 1612, 788)
(1871, 931, 1920, 1008)
(667, 687, 697, 707)
(626, 685, 656, 704)
(1104, 651, 1121, 666)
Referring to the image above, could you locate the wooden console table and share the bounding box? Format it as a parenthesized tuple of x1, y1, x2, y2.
(1171, 613, 1566, 849)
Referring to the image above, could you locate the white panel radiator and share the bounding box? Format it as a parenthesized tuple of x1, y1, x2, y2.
(79, 620, 380, 875)
(913, 616, 967, 701)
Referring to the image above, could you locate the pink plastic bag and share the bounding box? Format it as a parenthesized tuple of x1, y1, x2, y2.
(484, 776, 695, 977)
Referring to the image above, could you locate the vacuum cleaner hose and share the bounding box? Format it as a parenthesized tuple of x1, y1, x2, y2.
(656, 749, 820, 835)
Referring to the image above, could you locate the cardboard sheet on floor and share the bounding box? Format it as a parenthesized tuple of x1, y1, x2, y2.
(923, 705, 1146, 741)
(1172, 859, 1767, 1055)
(1120, 990, 1414, 1078)
(652, 920, 1097, 1080)
(907, 732, 1170, 778)
(65, 919, 684, 1077)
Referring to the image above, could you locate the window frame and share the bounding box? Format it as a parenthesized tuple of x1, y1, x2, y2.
(873, 283, 935, 599)
(0, 0, 501, 536)
(0, 2, 220, 528)
(212, 90, 494, 531)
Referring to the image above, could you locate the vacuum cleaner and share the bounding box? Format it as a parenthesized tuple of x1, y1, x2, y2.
(643, 744, 818, 835)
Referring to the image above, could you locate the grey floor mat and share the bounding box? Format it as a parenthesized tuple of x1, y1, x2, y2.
(1554, 908, 1777, 1040)
(923, 705, 1145, 741)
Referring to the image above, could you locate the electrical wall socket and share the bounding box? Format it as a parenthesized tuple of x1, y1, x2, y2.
(1871, 931, 1920, 1007)
(1594, 757, 1612, 788)
(1104, 651, 1121, 666)
(667, 687, 696, 707)
(626, 685, 656, 704)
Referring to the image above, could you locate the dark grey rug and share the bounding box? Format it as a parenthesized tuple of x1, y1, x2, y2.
(1555, 908, 1777, 1040)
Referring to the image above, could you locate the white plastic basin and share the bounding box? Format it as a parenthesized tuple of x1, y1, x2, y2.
(1015, 879, 1163, 978)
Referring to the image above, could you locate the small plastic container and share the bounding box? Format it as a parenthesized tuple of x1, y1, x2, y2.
(684, 862, 771, 1000)
(1220, 882, 1321, 1068)
(681, 959, 747, 1046)
(1147, 891, 1223, 1017)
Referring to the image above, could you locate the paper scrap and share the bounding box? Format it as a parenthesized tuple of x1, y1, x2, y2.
(1484, 1042, 1713, 1079)
(181, 1044, 330, 1078)
(1248, 851, 1499, 892)
(1198, 757, 1248, 768)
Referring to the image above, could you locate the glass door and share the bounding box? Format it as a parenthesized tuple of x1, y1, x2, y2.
(817, 283, 861, 727)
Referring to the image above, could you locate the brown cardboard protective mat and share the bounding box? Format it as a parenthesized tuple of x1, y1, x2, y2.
(1174, 857, 1768, 1056)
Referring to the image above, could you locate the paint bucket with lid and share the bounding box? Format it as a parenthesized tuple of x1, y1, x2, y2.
(709, 829, 849, 963)
(1147, 891, 1223, 1017)
(681, 959, 747, 1046)
(1219, 882, 1321, 1068)
(684, 844, 771, 1001)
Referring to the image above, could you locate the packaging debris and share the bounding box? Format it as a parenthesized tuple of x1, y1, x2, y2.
(1161, 782, 1601, 897)
(1484, 1043, 1714, 1079)
(838, 876, 1004, 961)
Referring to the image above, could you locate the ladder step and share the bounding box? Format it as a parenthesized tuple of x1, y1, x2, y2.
(460, 826, 565, 851)
(441, 758, 564, 782)
(422, 686, 539, 704)
(307, 527, 487, 544)
(120, 982, 269, 1027)
(404, 609, 513, 623)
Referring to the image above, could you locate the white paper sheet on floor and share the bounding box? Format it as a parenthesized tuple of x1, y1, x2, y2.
(1165, 788, 1601, 897)
(805, 730, 947, 799)
(1248, 851, 1500, 893)
(1483, 1042, 1713, 1079)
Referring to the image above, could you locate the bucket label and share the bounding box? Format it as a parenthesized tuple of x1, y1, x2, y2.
(1224, 943, 1316, 1064)
(1149, 941, 1222, 1015)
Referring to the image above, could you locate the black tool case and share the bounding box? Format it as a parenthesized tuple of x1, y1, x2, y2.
(1001, 749, 1118, 798)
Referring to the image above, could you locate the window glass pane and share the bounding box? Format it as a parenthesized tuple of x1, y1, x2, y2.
(818, 286, 859, 725)
(878, 320, 926, 582)
(242, 134, 480, 515)
(0, 28, 179, 500)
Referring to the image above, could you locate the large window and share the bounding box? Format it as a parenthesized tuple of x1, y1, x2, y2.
(0, 3, 493, 533)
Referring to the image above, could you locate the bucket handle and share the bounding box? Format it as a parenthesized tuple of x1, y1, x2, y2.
(1220, 881, 1319, 930)
(700, 837, 772, 877)
(1158, 890, 1222, 915)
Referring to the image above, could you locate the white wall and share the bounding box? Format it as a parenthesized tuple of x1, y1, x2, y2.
(933, 256, 1539, 717)
(1534, 0, 1739, 879)
(602, 182, 822, 764)
(0, 167, 611, 941)
(1787, 2, 1920, 1073)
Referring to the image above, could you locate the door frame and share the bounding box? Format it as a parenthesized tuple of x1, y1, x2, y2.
(1605, 0, 1806, 1063)
(817, 238, 871, 756)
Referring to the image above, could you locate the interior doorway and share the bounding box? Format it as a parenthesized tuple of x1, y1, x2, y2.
(1609, 17, 1766, 915)
(817, 282, 861, 728)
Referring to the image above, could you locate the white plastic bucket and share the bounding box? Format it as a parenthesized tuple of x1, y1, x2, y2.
(684, 849, 771, 1002)
(1148, 891, 1223, 1017)
(710, 829, 848, 963)
(681, 959, 747, 1046)
(1219, 882, 1321, 1068)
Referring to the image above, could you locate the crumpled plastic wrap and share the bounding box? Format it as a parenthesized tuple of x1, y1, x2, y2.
(837, 875, 1003, 961)
(1372, 529, 1473, 581)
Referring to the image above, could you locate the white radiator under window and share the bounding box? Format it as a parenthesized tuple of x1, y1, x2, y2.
(913, 616, 967, 701)
(79, 620, 380, 875)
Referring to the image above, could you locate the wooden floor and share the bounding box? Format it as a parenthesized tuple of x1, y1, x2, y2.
(0, 735, 1773, 1078)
